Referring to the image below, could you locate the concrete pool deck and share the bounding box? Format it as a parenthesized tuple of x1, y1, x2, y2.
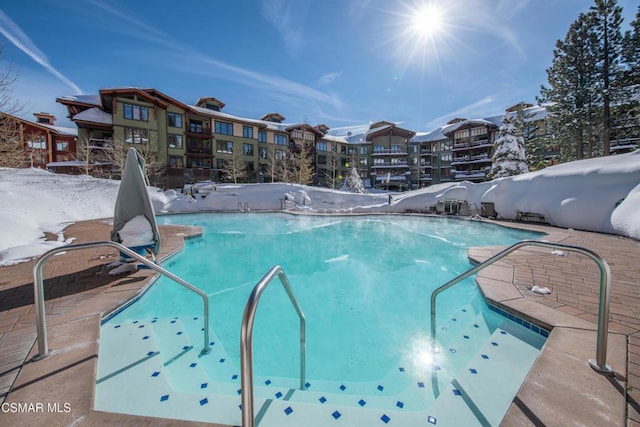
(0, 216, 638, 426)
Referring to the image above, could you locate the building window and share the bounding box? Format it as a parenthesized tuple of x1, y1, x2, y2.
(217, 140, 233, 154)
(28, 135, 46, 149)
(374, 145, 384, 153)
(56, 142, 68, 151)
(274, 134, 288, 145)
(124, 103, 149, 121)
(316, 141, 327, 151)
(317, 155, 327, 165)
(215, 121, 234, 135)
(243, 126, 254, 139)
(360, 158, 368, 166)
(374, 157, 385, 165)
(258, 130, 267, 143)
(168, 133, 183, 149)
(275, 149, 285, 160)
(360, 146, 368, 155)
(169, 155, 184, 168)
(167, 112, 183, 128)
(189, 120, 203, 133)
(243, 143, 254, 156)
(259, 147, 268, 159)
(125, 128, 149, 144)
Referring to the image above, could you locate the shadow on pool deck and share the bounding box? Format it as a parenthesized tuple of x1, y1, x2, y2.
(0, 216, 639, 426)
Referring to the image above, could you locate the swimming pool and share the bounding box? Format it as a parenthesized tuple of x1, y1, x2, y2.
(96, 214, 547, 426)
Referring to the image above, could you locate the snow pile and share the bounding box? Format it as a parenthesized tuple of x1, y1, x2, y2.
(0, 150, 638, 266)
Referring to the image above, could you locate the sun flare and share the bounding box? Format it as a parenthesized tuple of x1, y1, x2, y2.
(411, 4, 445, 39)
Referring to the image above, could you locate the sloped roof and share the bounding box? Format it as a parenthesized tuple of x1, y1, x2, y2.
(73, 108, 113, 125)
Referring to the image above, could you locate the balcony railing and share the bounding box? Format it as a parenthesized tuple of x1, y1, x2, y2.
(372, 149, 408, 155)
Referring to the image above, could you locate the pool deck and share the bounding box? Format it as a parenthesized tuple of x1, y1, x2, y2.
(0, 216, 639, 426)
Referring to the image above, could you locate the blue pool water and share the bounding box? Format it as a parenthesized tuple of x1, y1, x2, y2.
(97, 213, 548, 426)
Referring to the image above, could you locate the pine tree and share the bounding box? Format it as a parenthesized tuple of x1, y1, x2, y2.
(539, 13, 600, 161)
(343, 166, 367, 193)
(617, 6, 640, 149)
(489, 113, 529, 179)
(590, 0, 624, 156)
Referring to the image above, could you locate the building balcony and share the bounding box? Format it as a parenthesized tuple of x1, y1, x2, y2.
(371, 162, 409, 169)
(187, 149, 213, 158)
(420, 174, 432, 181)
(371, 149, 408, 156)
(186, 129, 213, 139)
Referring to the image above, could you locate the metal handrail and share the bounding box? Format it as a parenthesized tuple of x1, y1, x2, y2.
(430, 240, 612, 396)
(240, 265, 306, 427)
(32, 241, 211, 360)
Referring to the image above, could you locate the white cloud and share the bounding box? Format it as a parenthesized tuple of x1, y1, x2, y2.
(318, 72, 342, 85)
(259, 0, 311, 55)
(0, 9, 83, 94)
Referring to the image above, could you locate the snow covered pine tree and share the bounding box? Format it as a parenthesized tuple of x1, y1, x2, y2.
(489, 114, 529, 178)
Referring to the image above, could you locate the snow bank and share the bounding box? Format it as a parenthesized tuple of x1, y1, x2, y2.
(0, 150, 638, 266)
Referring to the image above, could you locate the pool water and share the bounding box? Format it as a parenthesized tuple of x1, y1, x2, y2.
(96, 214, 547, 426)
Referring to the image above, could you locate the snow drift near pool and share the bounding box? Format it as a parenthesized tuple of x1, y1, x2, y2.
(0, 150, 638, 266)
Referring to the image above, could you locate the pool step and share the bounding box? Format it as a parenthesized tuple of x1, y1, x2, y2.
(96, 312, 544, 426)
(425, 322, 543, 426)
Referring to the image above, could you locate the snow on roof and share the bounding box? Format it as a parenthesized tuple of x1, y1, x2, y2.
(189, 105, 289, 132)
(320, 134, 348, 144)
(72, 108, 113, 125)
(39, 124, 77, 136)
(57, 94, 101, 106)
(411, 128, 447, 143)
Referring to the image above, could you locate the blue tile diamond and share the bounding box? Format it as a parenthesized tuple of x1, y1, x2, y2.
(151, 371, 160, 377)
(428, 415, 437, 424)
(453, 389, 461, 396)
(332, 411, 341, 419)
(417, 382, 425, 388)
(160, 394, 169, 402)
(199, 398, 208, 406)
(339, 384, 346, 391)
(491, 342, 499, 346)
(377, 385, 384, 391)
(201, 383, 208, 389)
(275, 392, 283, 399)
(232, 374, 238, 380)
(381, 414, 391, 424)
(284, 406, 293, 415)
(142, 335, 149, 340)
(396, 401, 404, 408)
(265, 379, 272, 385)
(469, 368, 478, 374)
(319, 396, 327, 403)
(358, 399, 366, 407)
(482, 354, 489, 359)
(189, 363, 197, 368)
(305, 382, 311, 388)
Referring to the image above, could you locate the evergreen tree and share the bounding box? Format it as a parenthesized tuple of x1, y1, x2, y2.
(590, 0, 624, 156)
(342, 165, 367, 193)
(617, 7, 640, 149)
(489, 112, 529, 179)
(539, 13, 600, 161)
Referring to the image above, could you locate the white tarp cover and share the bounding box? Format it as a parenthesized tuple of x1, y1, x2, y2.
(110, 148, 160, 254)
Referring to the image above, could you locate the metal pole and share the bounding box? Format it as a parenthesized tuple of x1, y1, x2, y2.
(32, 241, 211, 360)
(241, 265, 306, 427)
(430, 240, 613, 380)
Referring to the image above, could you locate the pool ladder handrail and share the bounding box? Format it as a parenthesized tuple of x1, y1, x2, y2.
(430, 239, 613, 396)
(241, 265, 306, 427)
(31, 241, 211, 360)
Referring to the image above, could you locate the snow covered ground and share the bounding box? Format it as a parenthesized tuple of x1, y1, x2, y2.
(0, 149, 639, 266)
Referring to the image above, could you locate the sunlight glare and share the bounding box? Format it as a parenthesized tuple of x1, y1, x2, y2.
(412, 4, 444, 39)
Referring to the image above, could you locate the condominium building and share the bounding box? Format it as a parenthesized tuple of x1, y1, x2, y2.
(0, 111, 77, 169)
(54, 85, 637, 190)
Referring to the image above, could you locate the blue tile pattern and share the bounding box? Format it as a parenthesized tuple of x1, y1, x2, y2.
(381, 414, 390, 423)
(151, 371, 160, 377)
(427, 415, 437, 424)
(417, 382, 425, 388)
(453, 389, 461, 396)
(377, 385, 384, 391)
(319, 396, 327, 404)
(284, 406, 293, 415)
(275, 391, 283, 399)
(160, 394, 169, 402)
(396, 401, 404, 408)
(199, 398, 208, 406)
(469, 368, 478, 374)
(339, 384, 346, 391)
(200, 383, 207, 389)
(332, 410, 341, 419)
(358, 399, 366, 407)
(487, 303, 550, 337)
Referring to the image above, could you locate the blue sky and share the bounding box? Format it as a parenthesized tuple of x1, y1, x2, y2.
(0, 0, 638, 134)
